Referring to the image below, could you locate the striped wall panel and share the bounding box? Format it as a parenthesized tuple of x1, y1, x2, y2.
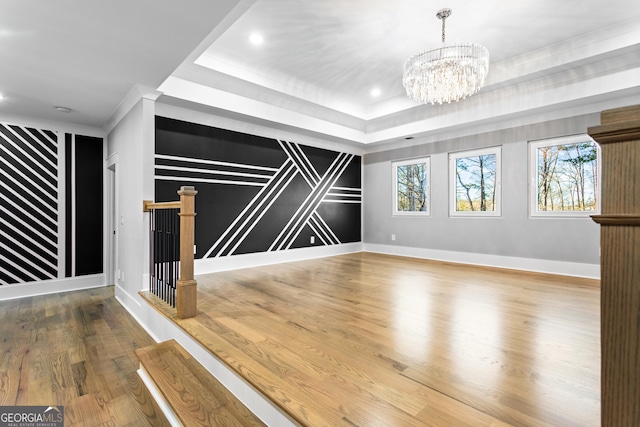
(155, 116, 361, 259)
(0, 124, 59, 285)
(0, 124, 103, 287)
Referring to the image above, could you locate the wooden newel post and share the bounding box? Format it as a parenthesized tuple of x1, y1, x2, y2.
(177, 186, 198, 319)
(588, 105, 640, 427)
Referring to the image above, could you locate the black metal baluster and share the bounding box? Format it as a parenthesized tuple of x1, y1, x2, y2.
(170, 208, 175, 307)
(156, 209, 160, 297)
(174, 208, 179, 307)
(162, 209, 167, 304)
(156, 209, 160, 300)
(156, 209, 160, 298)
(148, 205, 182, 307)
(150, 209, 155, 296)
(154, 209, 157, 298)
(159, 209, 164, 302)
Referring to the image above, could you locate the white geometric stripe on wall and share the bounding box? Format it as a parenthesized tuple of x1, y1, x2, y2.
(155, 139, 361, 258)
(0, 123, 59, 285)
(270, 144, 354, 251)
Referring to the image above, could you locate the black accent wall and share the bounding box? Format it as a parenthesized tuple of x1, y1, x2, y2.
(155, 116, 361, 259)
(0, 123, 103, 286)
(74, 135, 103, 276)
(65, 133, 73, 277)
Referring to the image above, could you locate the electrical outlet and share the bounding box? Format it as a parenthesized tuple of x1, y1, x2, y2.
(117, 269, 120, 279)
(310, 236, 315, 244)
(391, 234, 396, 241)
(121, 271, 124, 282)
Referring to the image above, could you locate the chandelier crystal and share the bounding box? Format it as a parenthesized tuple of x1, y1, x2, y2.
(403, 8, 489, 105)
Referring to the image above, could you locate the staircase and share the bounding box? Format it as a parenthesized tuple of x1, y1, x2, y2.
(135, 339, 265, 427)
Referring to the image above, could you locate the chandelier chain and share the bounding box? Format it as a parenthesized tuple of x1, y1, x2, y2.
(436, 8, 451, 44)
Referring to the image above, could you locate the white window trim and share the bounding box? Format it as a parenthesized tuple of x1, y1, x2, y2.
(392, 157, 431, 216)
(449, 146, 502, 217)
(529, 134, 601, 218)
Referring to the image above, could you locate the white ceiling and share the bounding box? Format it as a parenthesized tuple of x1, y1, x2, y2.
(0, 0, 240, 129)
(2, 0, 639, 148)
(198, 0, 635, 110)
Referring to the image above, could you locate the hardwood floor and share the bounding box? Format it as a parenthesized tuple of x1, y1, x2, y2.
(0, 286, 169, 427)
(0, 254, 600, 426)
(147, 252, 600, 427)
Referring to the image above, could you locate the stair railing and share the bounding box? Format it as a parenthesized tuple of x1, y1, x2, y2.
(143, 186, 198, 319)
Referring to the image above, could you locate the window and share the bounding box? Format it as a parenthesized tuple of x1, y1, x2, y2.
(449, 147, 501, 216)
(392, 158, 430, 215)
(530, 135, 600, 216)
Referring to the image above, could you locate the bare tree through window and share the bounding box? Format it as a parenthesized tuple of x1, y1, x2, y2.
(450, 147, 500, 215)
(393, 158, 430, 214)
(532, 137, 599, 214)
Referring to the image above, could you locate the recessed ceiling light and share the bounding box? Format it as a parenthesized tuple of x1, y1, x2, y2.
(54, 106, 72, 113)
(249, 33, 264, 45)
(371, 88, 381, 97)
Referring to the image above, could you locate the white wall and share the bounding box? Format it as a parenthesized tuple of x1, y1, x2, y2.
(106, 97, 156, 308)
(363, 114, 602, 278)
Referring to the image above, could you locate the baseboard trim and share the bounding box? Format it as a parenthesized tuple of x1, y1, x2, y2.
(0, 274, 106, 301)
(115, 283, 142, 307)
(194, 242, 363, 275)
(363, 244, 600, 279)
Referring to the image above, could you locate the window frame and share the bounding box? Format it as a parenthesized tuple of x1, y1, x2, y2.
(392, 157, 431, 216)
(449, 146, 502, 217)
(529, 134, 601, 218)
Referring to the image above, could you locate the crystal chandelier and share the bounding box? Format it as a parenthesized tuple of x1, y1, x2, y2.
(403, 8, 489, 105)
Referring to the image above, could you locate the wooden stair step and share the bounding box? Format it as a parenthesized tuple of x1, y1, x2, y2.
(135, 339, 265, 426)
